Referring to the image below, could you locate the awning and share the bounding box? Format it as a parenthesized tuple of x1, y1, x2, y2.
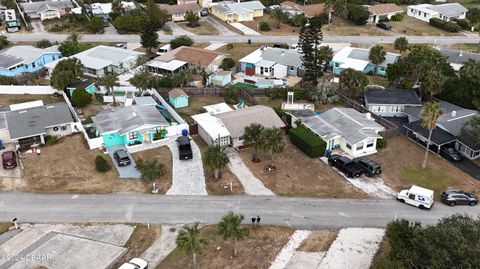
(403, 121, 456, 146)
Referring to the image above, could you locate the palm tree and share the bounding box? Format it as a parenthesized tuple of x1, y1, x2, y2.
(185, 10, 200, 27)
(394, 37, 409, 54)
(243, 123, 265, 161)
(369, 45, 386, 76)
(324, 0, 348, 17)
(176, 223, 208, 269)
(318, 46, 333, 71)
(258, 127, 285, 168)
(203, 145, 229, 179)
(421, 101, 443, 169)
(99, 73, 120, 105)
(129, 68, 153, 96)
(136, 159, 165, 182)
(270, 8, 287, 28)
(217, 212, 249, 257)
(68, 32, 81, 43)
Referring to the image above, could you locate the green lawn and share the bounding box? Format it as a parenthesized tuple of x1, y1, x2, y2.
(233, 82, 257, 89)
(399, 166, 453, 199)
(453, 43, 480, 53)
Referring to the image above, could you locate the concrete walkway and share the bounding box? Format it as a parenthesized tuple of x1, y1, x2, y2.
(229, 22, 261, 35)
(140, 225, 180, 268)
(226, 148, 275, 196)
(269, 230, 311, 269)
(204, 42, 226, 51)
(165, 22, 196, 36)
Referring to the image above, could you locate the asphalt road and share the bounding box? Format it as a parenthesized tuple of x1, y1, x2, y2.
(0, 192, 478, 229)
(6, 33, 480, 46)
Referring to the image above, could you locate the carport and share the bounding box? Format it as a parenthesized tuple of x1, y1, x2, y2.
(107, 145, 141, 179)
(404, 121, 456, 155)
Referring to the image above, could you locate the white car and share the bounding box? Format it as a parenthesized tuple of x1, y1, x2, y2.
(397, 185, 434, 209)
(118, 258, 148, 269)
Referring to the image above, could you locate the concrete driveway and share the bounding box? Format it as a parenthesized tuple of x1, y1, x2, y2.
(203, 16, 239, 36)
(0, 145, 21, 179)
(165, 22, 196, 35)
(107, 145, 141, 179)
(30, 20, 46, 34)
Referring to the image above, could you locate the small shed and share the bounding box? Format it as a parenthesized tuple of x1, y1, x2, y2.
(67, 80, 96, 96)
(168, 88, 189, 109)
(208, 70, 232, 87)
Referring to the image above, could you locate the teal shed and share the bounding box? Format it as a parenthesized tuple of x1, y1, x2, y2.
(169, 88, 189, 109)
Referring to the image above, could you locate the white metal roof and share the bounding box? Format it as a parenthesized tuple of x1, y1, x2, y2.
(203, 102, 233, 115)
(239, 47, 263, 64)
(9, 100, 44, 111)
(192, 112, 231, 138)
(256, 59, 276, 68)
(408, 4, 438, 15)
(409, 185, 434, 198)
(146, 59, 187, 71)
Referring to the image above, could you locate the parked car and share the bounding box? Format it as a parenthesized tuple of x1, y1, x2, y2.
(328, 154, 364, 178)
(397, 185, 434, 209)
(354, 158, 382, 177)
(156, 44, 171, 56)
(439, 147, 463, 162)
(114, 150, 131, 166)
(201, 8, 208, 16)
(103, 19, 110, 27)
(118, 258, 148, 269)
(176, 136, 193, 160)
(115, 43, 127, 49)
(376, 22, 391, 30)
(2, 151, 17, 169)
(441, 190, 477, 206)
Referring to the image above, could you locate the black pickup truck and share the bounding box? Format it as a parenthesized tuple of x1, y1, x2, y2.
(176, 136, 193, 160)
(328, 154, 364, 178)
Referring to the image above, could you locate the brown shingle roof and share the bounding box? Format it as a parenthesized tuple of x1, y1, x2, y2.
(158, 2, 201, 15)
(281, 1, 326, 17)
(366, 4, 403, 15)
(156, 46, 226, 67)
(169, 88, 188, 99)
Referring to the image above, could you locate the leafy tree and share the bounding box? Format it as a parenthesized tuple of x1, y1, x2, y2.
(110, 0, 125, 20)
(136, 159, 165, 182)
(88, 17, 104, 33)
(324, 0, 348, 18)
(299, 15, 328, 85)
(440, 59, 480, 110)
(259, 21, 271, 31)
(369, 45, 386, 76)
(339, 68, 368, 97)
(68, 32, 81, 43)
(290, 13, 306, 27)
(172, 69, 193, 87)
(347, 4, 369, 25)
(176, 223, 208, 269)
(312, 81, 339, 104)
(203, 145, 229, 179)
(59, 39, 83, 57)
(130, 68, 154, 95)
(0, 35, 10, 50)
(243, 123, 265, 161)
(466, 7, 480, 24)
(95, 155, 111, 172)
(393, 37, 408, 54)
(146, 0, 167, 31)
(185, 10, 200, 27)
(170, 35, 193, 49)
(259, 127, 285, 167)
(50, 58, 84, 90)
(100, 73, 120, 104)
(219, 58, 235, 69)
(270, 7, 287, 28)
(140, 19, 159, 56)
(114, 15, 142, 33)
(36, 39, 52, 48)
(71, 88, 92, 107)
(420, 101, 443, 169)
(459, 116, 480, 150)
(217, 212, 249, 257)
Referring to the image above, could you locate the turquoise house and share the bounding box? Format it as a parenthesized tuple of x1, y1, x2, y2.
(208, 70, 232, 87)
(0, 45, 62, 77)
(331, 47, 400, 77)
(168, 88, 189, 109)
(92, 105, 170, 148)
(67, 80, 96, 96)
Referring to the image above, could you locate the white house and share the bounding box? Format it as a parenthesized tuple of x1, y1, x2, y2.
(239, 47, 303, 79)
(290, 108, 386, 158)
(88, 1, 136, 18)
(364, 86, 422, 117)
(407, 3, 467, 22)
(365, 4, 403, 24)
(20, 0, 75, 21)
(210, 1, 265, 22)
(436, 48, 480, 72)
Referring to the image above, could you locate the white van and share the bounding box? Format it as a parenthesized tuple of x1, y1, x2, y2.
(397, 185, 434, 209)
(156, 44, 171, 56)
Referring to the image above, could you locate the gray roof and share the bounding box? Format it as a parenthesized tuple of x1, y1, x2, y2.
(364, 87, 421, 106)
(437, 48, 480, 65)
(134, 96, 157, 106)
(215, 105, 285, 138)
(21, 0, 74, 14)
(0, 112, 7, 130)
(92, 105, 169, 135)
(404, 101, 478, 136)
(348, 48, 399, 67)
(0, 45, 60, 69)
(5, 103, 74, 139)
(428, 3, 467, 17)
(292, 108, 385, 144)
(261, 47, 303, 67)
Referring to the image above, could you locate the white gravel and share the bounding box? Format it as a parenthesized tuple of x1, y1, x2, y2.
(269, 230, 311, 269)
(319, 228, 385, 269)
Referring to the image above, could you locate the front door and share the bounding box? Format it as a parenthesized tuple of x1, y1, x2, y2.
(143, 133, 149, 143)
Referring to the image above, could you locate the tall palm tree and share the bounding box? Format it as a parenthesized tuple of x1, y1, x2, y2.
(203, 145, 229, 179)
(270, 8, 287, 28)
(176, 223, 208, 269)
(217, 212, 249, 257)
(369, 45, 386, 76)
(99, 73, 120, 105)
(259, 127, 285, 168)
(243, 123, 265, 161)
(421, 101, 443, 169)
(129, 68, 153, 96)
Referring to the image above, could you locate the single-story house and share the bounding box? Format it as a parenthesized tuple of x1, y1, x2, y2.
(364, 86, 422, 117)
(45, 45, 144, 78)
(331, 46, 400, 77)
(406, 3, 467, 22)
(5, 102, 76, 147)
(436, 48, 480, 72)
(4, 9, 20, 32)
(0, 45, 61, 77)
(239, 46, 303, 79)
(211, 1, 265, 22)
(159, 2, 202, 22)
(89, 1, 136, 19)
(193, 105, 285, 147)
(20, 0, 75, 21)
(169, 88, 189, 109)
(208, 69, 232, 87)
(281, 1, 329, 19)
(146, 46, 227, 74)
(66, 80, 96, 96)
(290, 108, 386, 157)
(365, 4, 403, 24)
(403, 101, 479, 160)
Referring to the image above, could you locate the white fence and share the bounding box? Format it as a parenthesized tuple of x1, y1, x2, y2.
(0, 85, 56, 94)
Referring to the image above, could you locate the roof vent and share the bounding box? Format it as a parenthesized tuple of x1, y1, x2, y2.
(459, 50, 463, 57)
(451, 110, 456, 117)
(46, 105, 55, 109)
(366, 112, 371, 120)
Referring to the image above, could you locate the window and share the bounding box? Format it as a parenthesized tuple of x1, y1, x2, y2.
(289, 66, 295, 71)
(128, 131, 138, 140)
(346, 143, 351, 150)
(334, 63, 340, 67)
(380, 67, 385, 71)
(408, 193, 415, 200)
(32, 62, 36, 68)
(366, 140, 374, 148)
(356, 144, 363, 151)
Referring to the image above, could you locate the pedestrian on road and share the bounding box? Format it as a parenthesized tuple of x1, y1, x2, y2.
(256, 215, 261, 228)
(251, 217, 256, 228)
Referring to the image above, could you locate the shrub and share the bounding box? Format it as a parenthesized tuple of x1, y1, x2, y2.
(390, 13, 404, 21)
(379, 17, 390, 23)
(456, 19, 471, 30)
(259, 21, 271, 31)
(45, 135, 58, 145)
(219, 58, 235, 69)
(88, 17, 104, 33)
(289, 125, 327, 158)
(95, 155, 111, 172)
(267, 86, 311, 101)
(429, 17, 446, 29)
(71, 88, 92, 107)
(347, 4, 370, 25)
(170, 35, 193, 49)
(377, 138, 388, 149)
(36, 39, 52, 48)
(444, 22, 462, 32)
(113, 15, 142, 33)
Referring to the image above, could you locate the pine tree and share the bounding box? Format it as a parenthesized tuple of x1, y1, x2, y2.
(299, 15, 326, 86)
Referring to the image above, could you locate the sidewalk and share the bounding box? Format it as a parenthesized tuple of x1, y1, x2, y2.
(140, 225, 180, 268)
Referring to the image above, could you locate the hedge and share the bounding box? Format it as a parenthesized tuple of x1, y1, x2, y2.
(289, 125, 327, 158)
(429, 18, 461, 32)
(456, 19, 471, 30)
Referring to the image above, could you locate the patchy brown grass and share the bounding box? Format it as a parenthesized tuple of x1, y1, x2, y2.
(0, 223, 12, 234)
(238, 136, 368, 198)
(132, 146, 173, 194)
(390, 16, 462, 36)
(298, 230, 338, 252)
(370, 236, 391, 269)
(452, 43, 480, 53)
(158, 225, 294, 269)
(242, 14, 300, 36)
(217, 43, 270, 61)
(368, 76, 390, 87)
(192, 135, 244, 195)
(18, 134, 150, 193)
(0, 94, 64, 107)
(177, 21, 219, 35)
(323, 16, 391, 36)
(176, 96, 226, 122)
